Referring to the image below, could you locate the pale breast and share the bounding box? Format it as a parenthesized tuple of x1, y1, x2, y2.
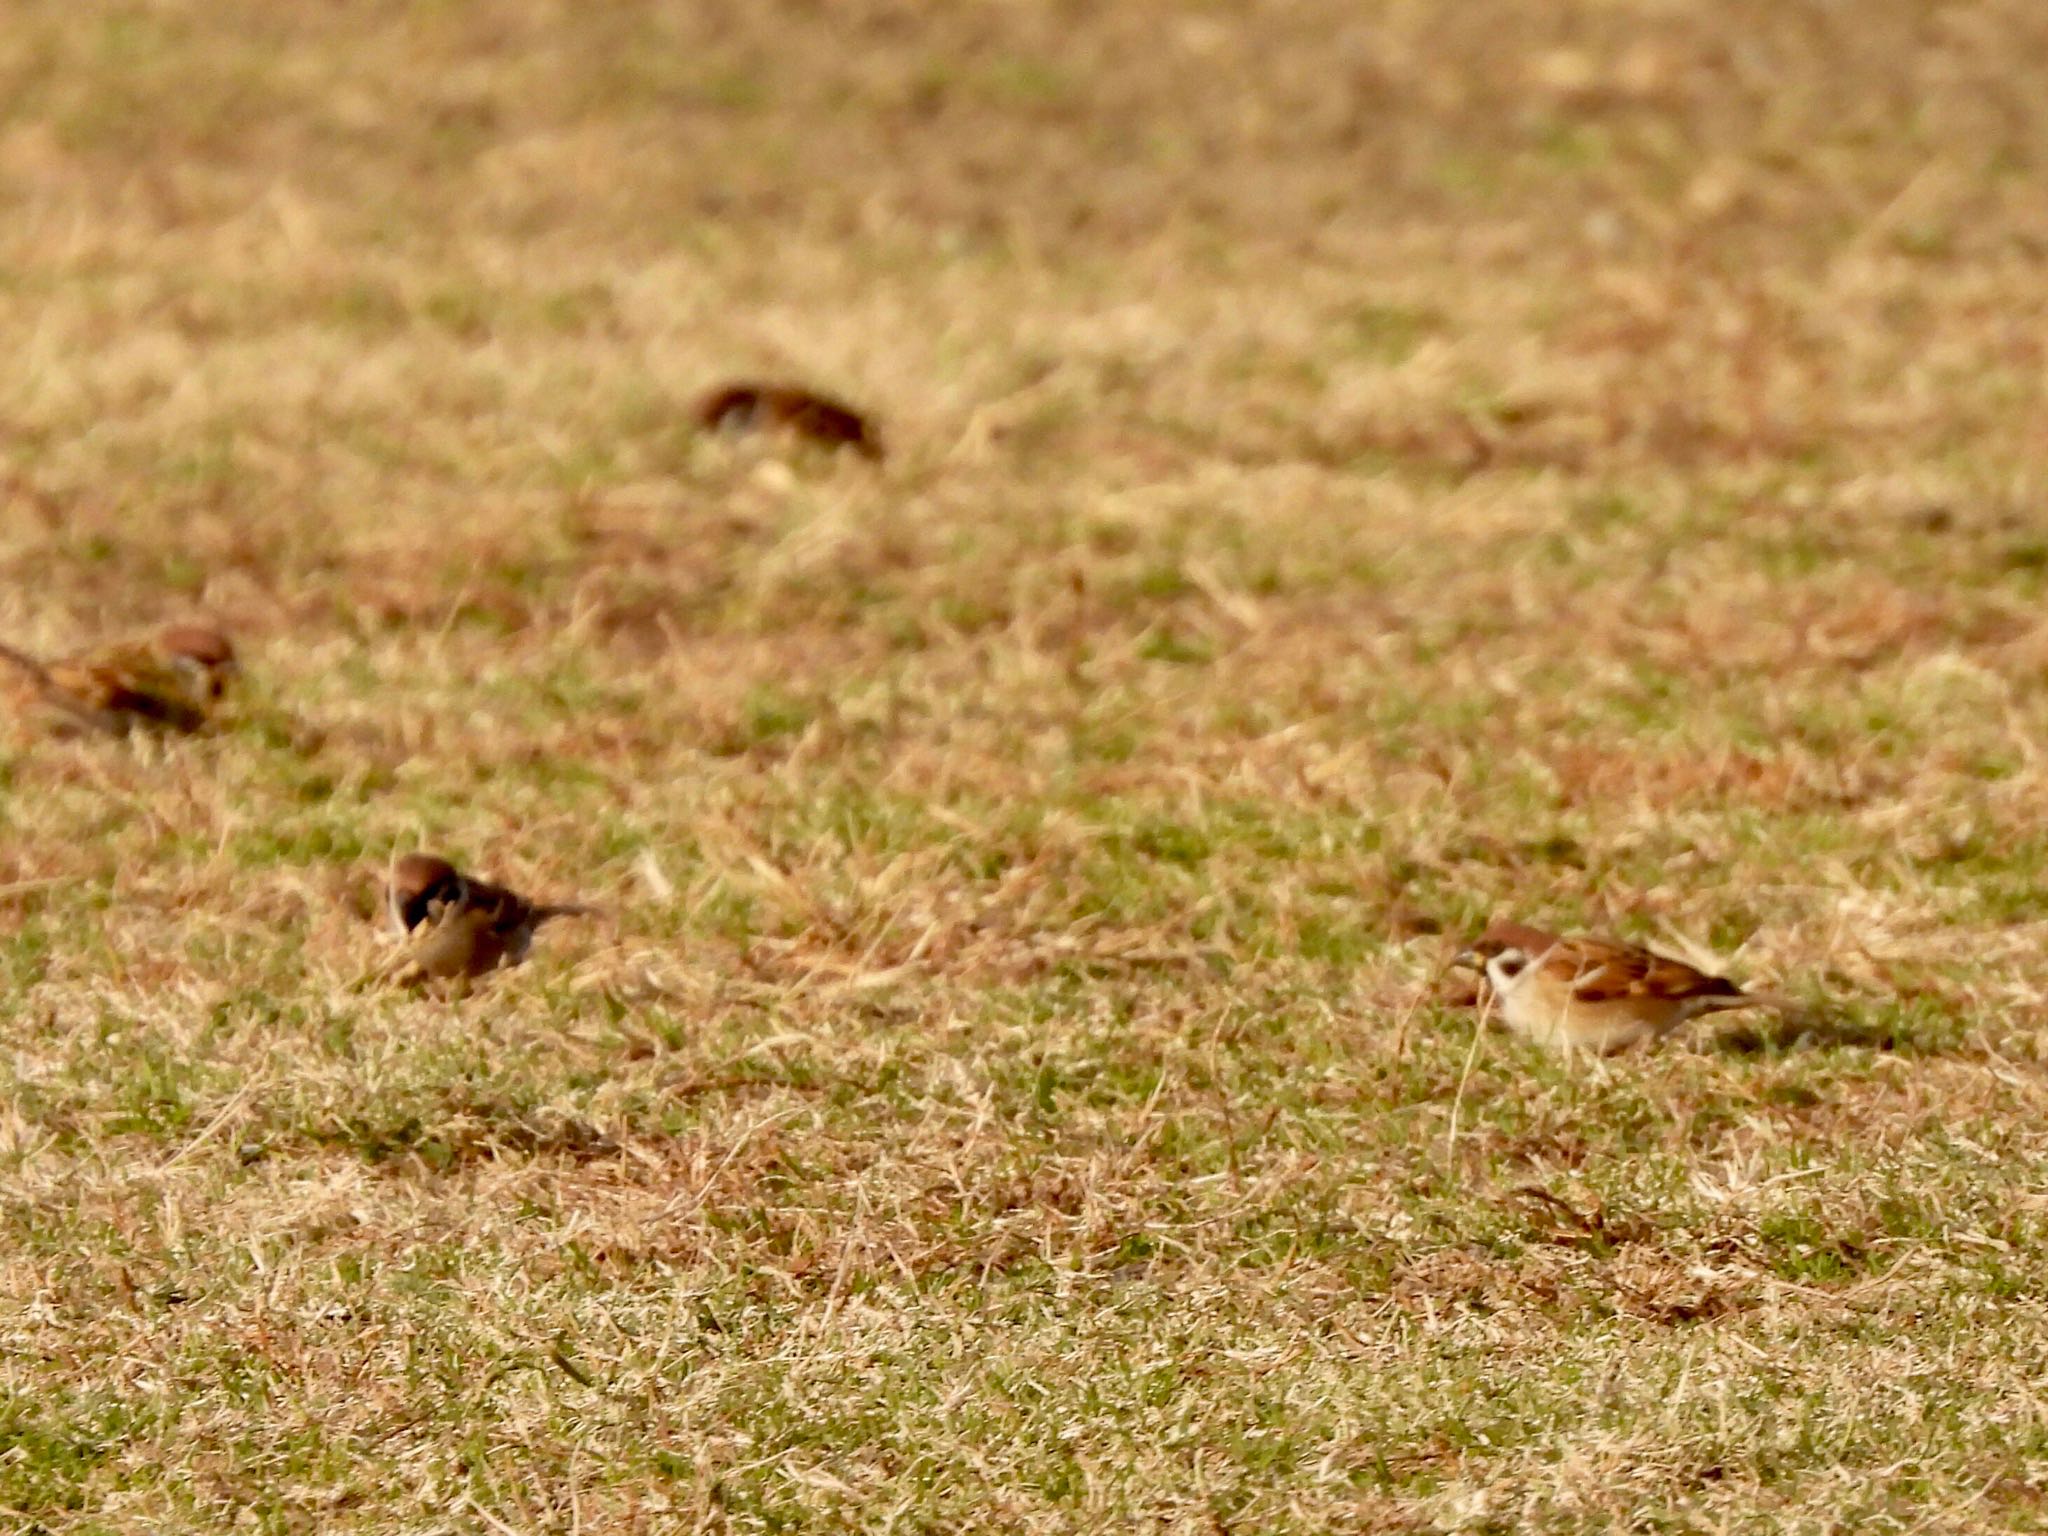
(1497, 968, 1677, 1055)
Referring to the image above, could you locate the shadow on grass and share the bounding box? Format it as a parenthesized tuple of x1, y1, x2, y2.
(1708, 1005, 1917, 1057)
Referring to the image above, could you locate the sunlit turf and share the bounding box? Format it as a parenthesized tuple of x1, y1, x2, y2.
(1, 0, 2047, 1529)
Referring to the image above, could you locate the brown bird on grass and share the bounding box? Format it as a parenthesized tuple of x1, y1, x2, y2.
(0, 623, 238, 735)
(694, 381, 883, 459)
(382, 853, 594, 989)
(1450, 920, 1793, 1056)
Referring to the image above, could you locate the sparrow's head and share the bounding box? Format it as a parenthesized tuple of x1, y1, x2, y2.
(388, 853, 467, 932)
(1451, 920, 1559, 972)
(695, 383, 767, 433)
(1452, 940, 1533, 992)
(156, 624, 238, 701)
(1478, 946, 1537, 988)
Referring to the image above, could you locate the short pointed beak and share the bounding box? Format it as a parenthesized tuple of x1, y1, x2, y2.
(1449, 948, 1481, 971)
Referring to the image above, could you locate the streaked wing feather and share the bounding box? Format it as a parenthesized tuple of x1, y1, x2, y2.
(1548, 938, 1743, 1003)
(51, 656, 204, 730)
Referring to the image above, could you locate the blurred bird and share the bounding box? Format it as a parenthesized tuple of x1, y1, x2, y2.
(0, 623, 238, 735)
(382, 853, 594, 989)
(694, 381, 884, 459)
(1450, 921, 1791, 1055)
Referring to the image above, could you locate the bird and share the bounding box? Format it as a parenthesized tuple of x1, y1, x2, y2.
(693, 381, 884, 459)
(381, 853, 594, 989)
(0, 623, 238, 735)
(1450, 921, 1792, 1056)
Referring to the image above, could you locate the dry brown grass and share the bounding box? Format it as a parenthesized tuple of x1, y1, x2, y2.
(4, 1, 2048, 1529)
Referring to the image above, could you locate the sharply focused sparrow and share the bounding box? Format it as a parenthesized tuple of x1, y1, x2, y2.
(1451, 921, 1791, 1055)
(694, 380, 884, 459)
(381, 853, 594, 988)
(0, 623, 238, 735)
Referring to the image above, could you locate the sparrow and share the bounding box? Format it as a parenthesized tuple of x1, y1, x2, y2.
(0, 623, 238, 735)
(381, 853, 594, 988)
(1450, 921, 1791, 1055)
(694, 381, 884, 460)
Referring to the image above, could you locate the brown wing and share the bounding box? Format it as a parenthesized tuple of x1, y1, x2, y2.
(1544, 937, 1744, 1004)
(464, 878, 543, 940)
(783, 395, 881, 457)
(696, 381, 882, 458)
(48, 653, 207, 732)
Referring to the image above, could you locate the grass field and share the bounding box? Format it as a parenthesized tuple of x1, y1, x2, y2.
(5, 1, 2048, 1529)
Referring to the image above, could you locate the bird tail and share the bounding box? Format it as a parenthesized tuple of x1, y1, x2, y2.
(1699, 989, 1800, 1018)
(530, 902, 598, 926)
(0, 640, 52, 687)
(0, 639, 109, 732)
